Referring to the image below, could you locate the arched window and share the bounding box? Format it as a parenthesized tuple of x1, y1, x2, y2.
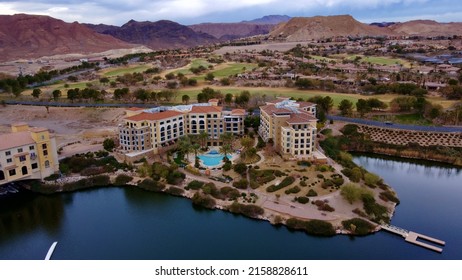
(45, 160, 50, 168)
(0, 170, 5, 181)
(21, 166, 28, 175)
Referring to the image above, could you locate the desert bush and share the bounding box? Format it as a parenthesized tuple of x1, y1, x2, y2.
(228, 202, 264, 218)
(192, 193, 216, 209)
(296, 196, 310, 204)
(186, 180, 205, 190)
(114, 174, 133, 185)
(342, 218, 375, 235)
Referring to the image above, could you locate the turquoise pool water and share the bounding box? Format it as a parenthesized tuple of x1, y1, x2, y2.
(198, 150, 232, 167)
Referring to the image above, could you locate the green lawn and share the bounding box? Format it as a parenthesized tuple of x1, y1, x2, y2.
(345, 55, 410, 67)
(170, 59, 212, 76)
(176, 87, 362, 105)
(211, 63, 257, 78)
(103, 65, 151, 77)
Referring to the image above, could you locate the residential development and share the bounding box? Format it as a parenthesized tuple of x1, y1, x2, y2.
(259, 98, 318, 160)
(0, 123, 59, 184)
(119, 99, 246, 157)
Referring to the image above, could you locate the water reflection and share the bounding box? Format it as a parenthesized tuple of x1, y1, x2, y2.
(0, 191, 65, 245)
(353, 153, 461, 179)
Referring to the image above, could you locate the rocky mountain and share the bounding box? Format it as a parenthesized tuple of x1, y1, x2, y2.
(242, 15, 291, 25)
(87, 20, 218, 49)
(269, 15, 396, 41)
(189, 22, 274, 41)
(388, 20, 462, 36)
(0, 14, 135, 62)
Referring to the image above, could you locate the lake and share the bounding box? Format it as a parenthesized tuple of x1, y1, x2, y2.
(1, 154, 461, 259)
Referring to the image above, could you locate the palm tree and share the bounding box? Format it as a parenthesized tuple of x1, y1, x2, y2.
(219, 144, 232, 161)
(177, 136, 192, 163)
(219, 132, 234, 148)
(198, 130, 208, 150)
(192, 143, 201, 158)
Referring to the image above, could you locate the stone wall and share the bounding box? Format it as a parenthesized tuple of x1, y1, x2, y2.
(357, 125, 462, 147)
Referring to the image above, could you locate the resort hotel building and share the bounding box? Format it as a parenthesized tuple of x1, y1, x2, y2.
(118, 99, 246, 157)
(259, 98, 320, 160)
(0, 123, 59, 185)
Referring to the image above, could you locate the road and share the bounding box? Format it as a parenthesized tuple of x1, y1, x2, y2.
(328, 115, 462, 133)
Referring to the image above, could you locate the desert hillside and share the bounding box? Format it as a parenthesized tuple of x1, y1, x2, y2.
(270, 15, 396, 41)
(0, 14, 135, 62)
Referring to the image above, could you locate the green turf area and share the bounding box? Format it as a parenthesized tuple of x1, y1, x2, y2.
(210, 63, 257, 78)
(309, 55, 339, 62)
(170, 59, 212, 76)
(103, 65, 151, 77)
(176, 87, 361, 105)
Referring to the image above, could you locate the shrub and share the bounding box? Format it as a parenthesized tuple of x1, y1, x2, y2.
(364, 172, 382, 187)
(228, 202, 264, 218)
(266, 176, 295, 192)
(80, 166, 108, 176)
(192, 193, 216, 209)
(166, 170, 185, 185)
(379, 190, 400, 204)
(307, 189, 318, 197)
(233, 163, 247, 175)
(285, 218, 335, 236)
(138, 178, 165, 192)
(165, 186, 185, 197)
(44, 174, 60, 181)
(87, 175, 110, 187)
(362, 193, 389, 223)
(103, 138, 115, 152)
(296, 196, 310, 204)
(342, 218, 375, 235)
(219, 187, 241, 200)
(340, 183, 372, 204)
(350, 167, 363, 182)
(316, 174, 324, 179)
(114, 174, 133, 185)
(186, 180, 205, 190)
(222, 161, 232, 171)
(233, 179, 248, 189)
(300, 181, 307, 187)
(285, 186, 301, 194)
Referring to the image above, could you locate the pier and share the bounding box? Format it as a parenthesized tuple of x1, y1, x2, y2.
(380, 224, 445, 253)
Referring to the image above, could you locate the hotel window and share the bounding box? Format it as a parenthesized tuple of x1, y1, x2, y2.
(29, 146, 35, 150)
(42, 144, 47, 149)
(43, 150, 48, 156)
(19, 155, 26, 162)
(45, 161, 50, 168)
(5, 151, 11, 156)
(7, 158, 12, 163)
(31, 163, 38, 169)
(9, 169, 16, 176)
(18, 148, 23, 153)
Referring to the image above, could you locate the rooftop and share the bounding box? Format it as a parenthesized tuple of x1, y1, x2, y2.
(189, 106, 222, 114)
(125, 111, 183, 122)
(0, 131, 35, 150)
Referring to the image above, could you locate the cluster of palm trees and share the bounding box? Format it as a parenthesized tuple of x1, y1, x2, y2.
(176, 131, 235, 166)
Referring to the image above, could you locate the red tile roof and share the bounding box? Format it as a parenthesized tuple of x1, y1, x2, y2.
(286, 111, 317, 124)
(0, 131, 35, 150)
(231, 109, 246, 116)
(125, 111, 183, 122)
(189, 106, 222, 114)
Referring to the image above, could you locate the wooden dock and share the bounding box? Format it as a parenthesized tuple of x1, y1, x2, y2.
(380, 224, 445, 253)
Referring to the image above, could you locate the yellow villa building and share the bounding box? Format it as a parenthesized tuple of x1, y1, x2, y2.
(259, 98, 319, 160)
(0, 123, 59, 185)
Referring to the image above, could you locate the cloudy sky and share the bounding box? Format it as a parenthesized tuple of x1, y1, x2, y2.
(1, 0, 461, 25)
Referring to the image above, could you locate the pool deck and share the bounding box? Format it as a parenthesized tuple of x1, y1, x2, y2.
(187, 148, 238, 169)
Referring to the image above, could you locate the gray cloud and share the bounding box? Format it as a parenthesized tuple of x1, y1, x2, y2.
(0, 0, 459, 25)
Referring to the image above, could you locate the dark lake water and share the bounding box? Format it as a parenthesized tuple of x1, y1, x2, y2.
(1, 154, 461, 260)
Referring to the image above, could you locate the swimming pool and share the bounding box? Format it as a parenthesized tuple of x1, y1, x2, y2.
(198, 150, 232, 167)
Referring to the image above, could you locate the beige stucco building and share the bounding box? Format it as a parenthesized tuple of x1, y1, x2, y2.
(0, 123, 59, 185)
(118, 101, 246, 156)
(259, 98, 318, 159)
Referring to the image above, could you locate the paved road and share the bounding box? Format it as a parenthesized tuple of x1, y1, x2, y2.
(328, 115, 462, 133)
